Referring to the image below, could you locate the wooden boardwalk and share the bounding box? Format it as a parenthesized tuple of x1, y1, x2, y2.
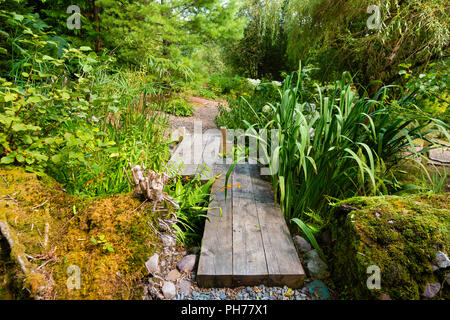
(169, 132, 305, 288)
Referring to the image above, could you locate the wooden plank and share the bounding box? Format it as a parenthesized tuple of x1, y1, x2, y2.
(182, 132, 220, 180)
(168, 134, 212, 180)
(248, 165, 305, 288)
(202, 132, 222, 167)
(197, 172, 233, 287)
(232, 164, 269, 286)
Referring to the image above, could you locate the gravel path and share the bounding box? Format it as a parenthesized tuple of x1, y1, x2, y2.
(174, 284, 312, 301)
(167, 95, 228, 134)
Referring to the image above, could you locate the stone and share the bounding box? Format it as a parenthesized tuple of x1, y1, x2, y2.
(435, 251, 450, 269)
(446, 273, 450, 286)
(178, 279, 192, 295)
(422, 283, 441, 299)
(162, 281, 176, 299)
(166, 269, 181, 281)
(145, 253, 159, 274)
(305, 280, 330, 300)
(303, 250, 329, 279)
(161, 234, 176, 248)
(294, 236, 312, 253)
(176, 254, 197, 273)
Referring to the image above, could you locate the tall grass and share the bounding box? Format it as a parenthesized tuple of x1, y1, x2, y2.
(240, 66, 448, 250)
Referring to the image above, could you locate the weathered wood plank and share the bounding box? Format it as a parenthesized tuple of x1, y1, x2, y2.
(168, 134, 205, 179)
(202, 132, 222, 167)
(197, 163, 304, 288)
(197, 172, 233, 287)
(232, 164, 268, 286)
(249, 165, 305, 288)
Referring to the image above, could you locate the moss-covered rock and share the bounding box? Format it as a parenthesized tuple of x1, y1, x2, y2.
(327, 194, 449, 300)
(0, 166, 169, 299)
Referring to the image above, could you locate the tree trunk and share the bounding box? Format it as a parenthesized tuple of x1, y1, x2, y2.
(92, 0, 102, 52)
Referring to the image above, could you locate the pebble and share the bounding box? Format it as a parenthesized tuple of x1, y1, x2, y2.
(166, 269, 181, 281)
(173, 284, 314, 301)
(177, 254, 197, 273)
(145, 253, 159, 275)
(178, 279, 192, 295)
(303, 250, 330, 279)
(294, 236, 312, 253)
(423, 283, 441, 299)
(305, 280, 330, 300)
(435, 251, 450, 269)
(162, 281, 176, 299)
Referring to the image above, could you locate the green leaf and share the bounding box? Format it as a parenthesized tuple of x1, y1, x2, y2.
(61, 92, 70, 100)
(292, 218, 324, 259)
(1, 155, 15, 164)
(79, 46, 92, 51)
(16, 154, 25, 163)
(12, 123, 28, 132)
(13, 14, 24, 22)
(51, 154, 63, 163)
(4, 93, 17, 102)
(27, 96, 42, 104)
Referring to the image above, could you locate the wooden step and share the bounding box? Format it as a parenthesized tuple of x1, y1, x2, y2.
(197, 164, 305, 288)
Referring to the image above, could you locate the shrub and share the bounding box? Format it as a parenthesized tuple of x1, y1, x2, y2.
(166, 96, 194, 117)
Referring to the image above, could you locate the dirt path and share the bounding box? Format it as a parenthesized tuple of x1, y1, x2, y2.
(167, 96, 228, 134)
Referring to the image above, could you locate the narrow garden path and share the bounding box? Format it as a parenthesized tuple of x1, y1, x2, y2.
(167, 95, 227, 134)
(156, 98, 324, 301)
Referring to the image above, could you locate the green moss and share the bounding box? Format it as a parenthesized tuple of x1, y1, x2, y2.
(328, 194, 449, 300)
(0, 166, 165, 299)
